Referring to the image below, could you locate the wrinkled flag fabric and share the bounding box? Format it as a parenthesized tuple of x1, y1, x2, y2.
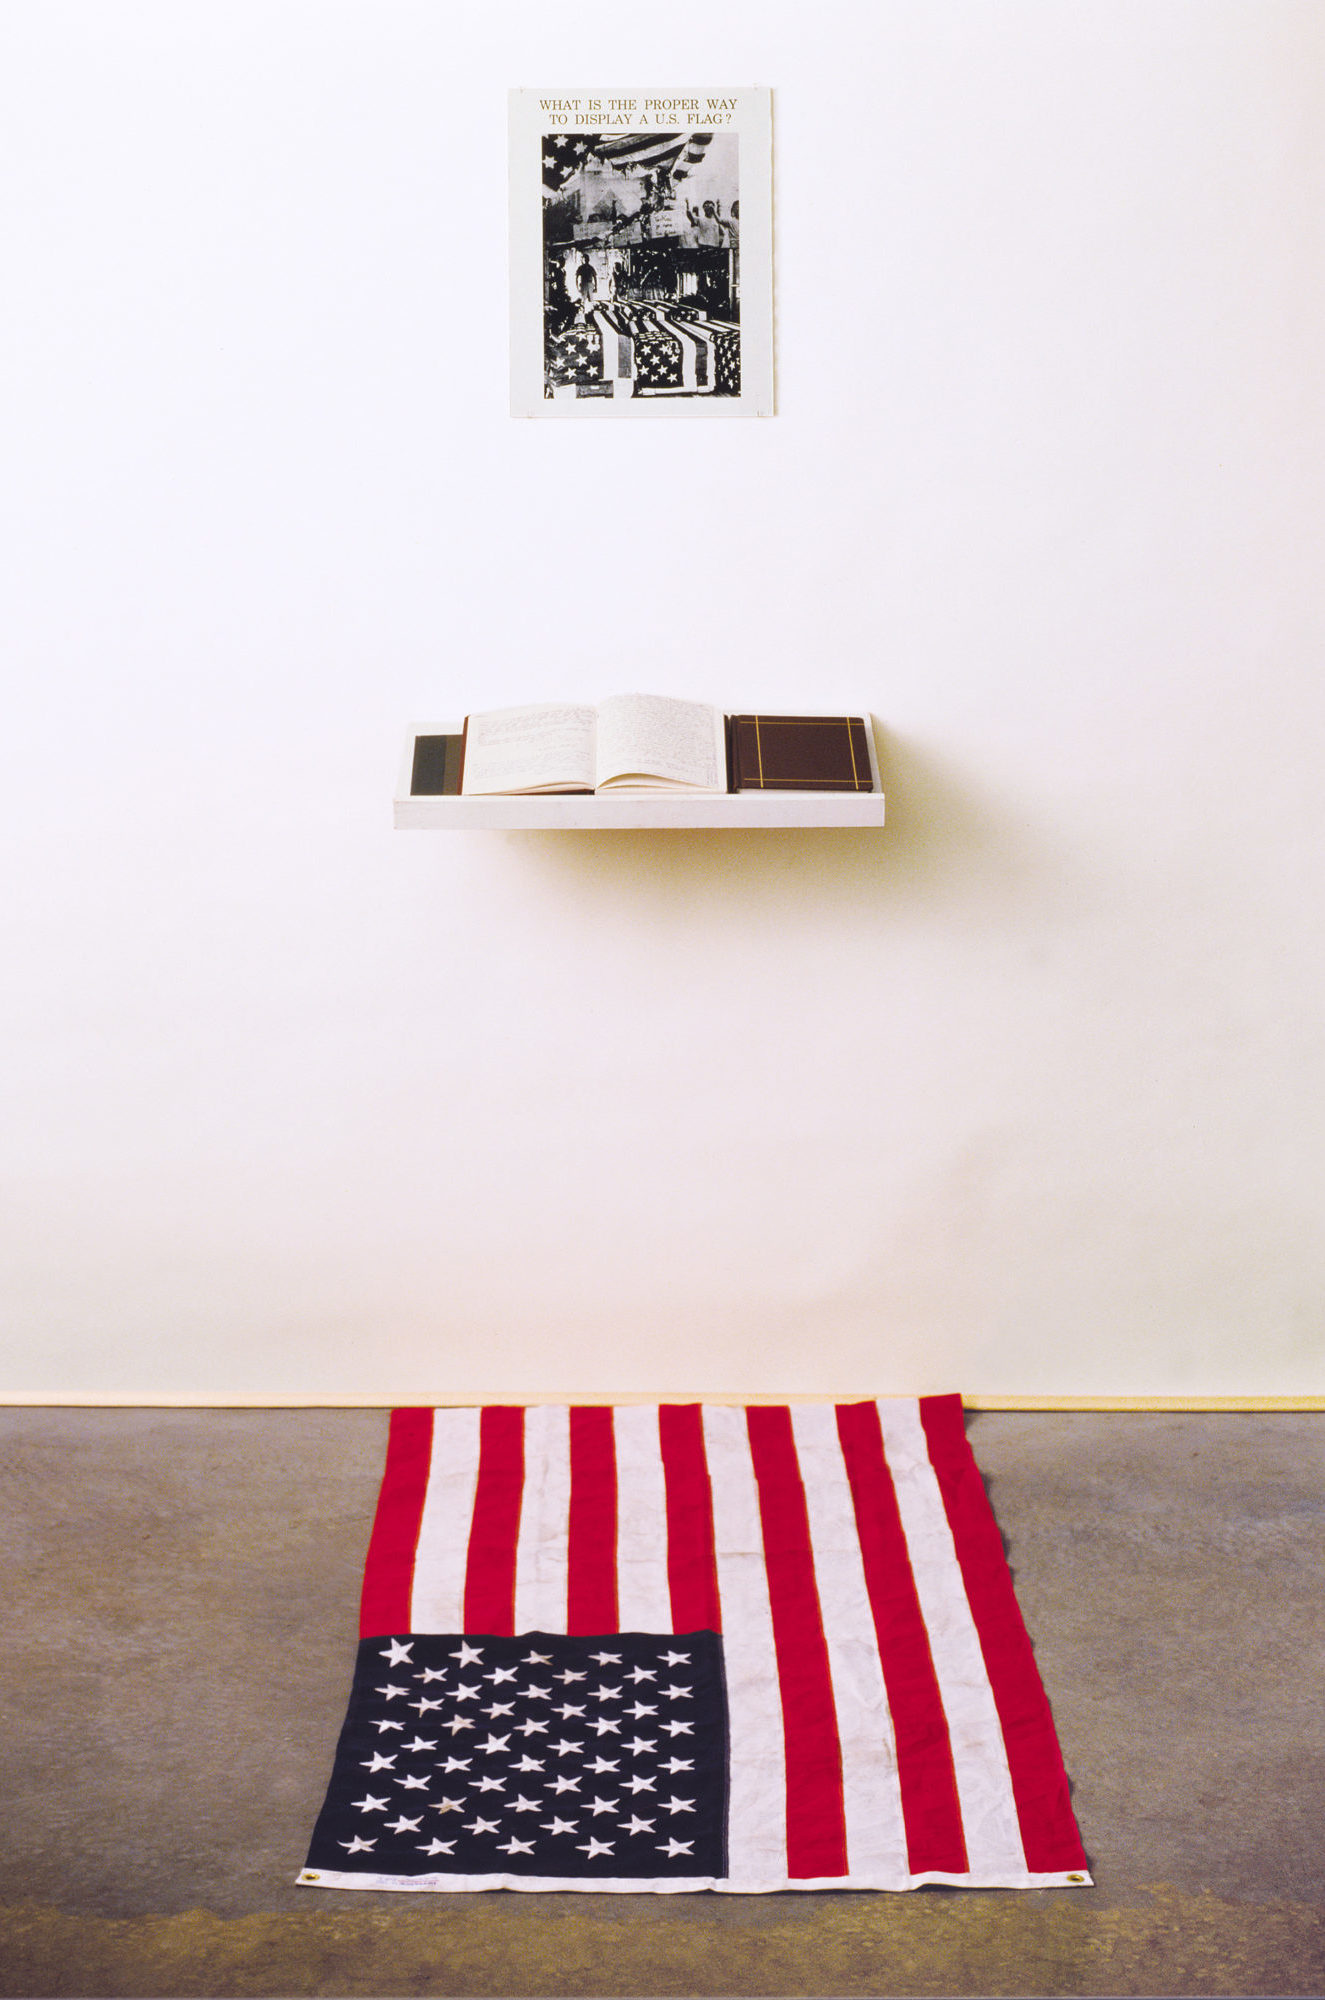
(299, 1397, 1091, 1894)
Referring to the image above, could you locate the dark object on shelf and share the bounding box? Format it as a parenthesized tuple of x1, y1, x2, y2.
(729, 715, 875, 792)
(410, 734, 464, 796)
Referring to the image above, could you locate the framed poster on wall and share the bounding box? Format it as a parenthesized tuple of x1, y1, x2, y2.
(509, 88, 774, 418)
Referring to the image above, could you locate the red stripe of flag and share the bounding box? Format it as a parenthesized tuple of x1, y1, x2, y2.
(835, 1399, 969, 1876)
(359, 1407, 433, 1638)
(567, 1405, 618, 1633)
(658, 1404, 721, 1633)
(746, 1406, 848, 1879)
(462, 1406, 525, 1636)
(919, 1395, 1089, 1875)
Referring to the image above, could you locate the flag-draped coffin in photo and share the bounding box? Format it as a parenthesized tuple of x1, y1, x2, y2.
(299, 1398, 1091, 1894)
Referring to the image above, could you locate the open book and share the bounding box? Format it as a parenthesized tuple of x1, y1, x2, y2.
(459, 694, 728, 796)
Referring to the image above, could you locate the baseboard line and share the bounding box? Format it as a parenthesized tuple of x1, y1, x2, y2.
(964, 1394, 1324, 1411)
(0, 1392, 1320, 1411)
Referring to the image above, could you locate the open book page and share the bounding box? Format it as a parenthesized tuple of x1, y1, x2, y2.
(595, 693, 727, 791)
(460, 703, 597, 795)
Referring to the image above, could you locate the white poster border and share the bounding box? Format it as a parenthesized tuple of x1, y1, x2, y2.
(509, 87, 774, 420)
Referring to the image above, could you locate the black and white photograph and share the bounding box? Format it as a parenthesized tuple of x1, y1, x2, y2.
(543, 128, 741, 402)
(509, 89, 773, 417)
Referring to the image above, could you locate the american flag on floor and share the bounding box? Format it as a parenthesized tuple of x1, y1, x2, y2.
(299, 1398, 1091, 1894)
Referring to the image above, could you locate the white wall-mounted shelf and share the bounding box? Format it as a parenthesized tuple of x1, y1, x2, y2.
(394, 718, 887, 830)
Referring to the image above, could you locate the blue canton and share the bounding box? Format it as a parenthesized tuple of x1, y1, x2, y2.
(305, 1631, 728, 1880)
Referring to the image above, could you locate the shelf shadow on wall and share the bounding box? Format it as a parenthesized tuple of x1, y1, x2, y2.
(507, 729, 1059, 923)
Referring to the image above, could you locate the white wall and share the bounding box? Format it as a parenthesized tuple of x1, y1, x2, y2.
(3, 1, 1322, 1400)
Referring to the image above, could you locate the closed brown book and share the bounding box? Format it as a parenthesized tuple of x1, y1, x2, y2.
(729, 714, 875, 791)
(410, 733, 464, 795)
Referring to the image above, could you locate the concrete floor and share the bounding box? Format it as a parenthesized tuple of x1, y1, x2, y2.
(0, 1407, 1321, 1998)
